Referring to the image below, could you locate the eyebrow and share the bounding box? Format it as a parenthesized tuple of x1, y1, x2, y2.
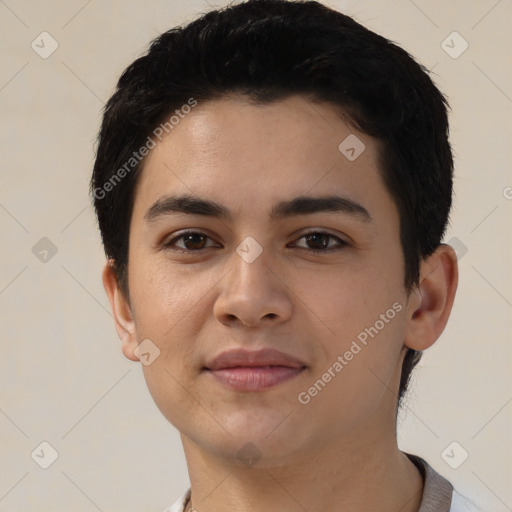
(144, 194, 372, 224)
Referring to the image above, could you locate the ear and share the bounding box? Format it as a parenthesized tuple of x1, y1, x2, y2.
(404, 244, 458, 351)
(102, 260, 139, 362)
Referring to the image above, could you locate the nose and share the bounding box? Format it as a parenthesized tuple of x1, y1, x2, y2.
(213, 247, 293, 328)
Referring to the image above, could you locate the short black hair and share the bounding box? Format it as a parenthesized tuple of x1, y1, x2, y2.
(90, 0, 453, 409)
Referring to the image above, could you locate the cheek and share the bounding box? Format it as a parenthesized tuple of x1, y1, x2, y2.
(140, 361, 200, 436)
(130, 256, 198, 332)
(296, 257, 405, 342)
(304, 313, 407, 434)
(299, 257, 407, 405)
(127, 258, 212, 406)
(129, 260, 209, 429)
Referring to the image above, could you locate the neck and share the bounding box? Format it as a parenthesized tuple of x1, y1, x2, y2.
(180, 422, 423, 512)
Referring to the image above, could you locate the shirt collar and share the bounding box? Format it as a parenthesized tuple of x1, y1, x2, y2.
(406, 453, 454, 512)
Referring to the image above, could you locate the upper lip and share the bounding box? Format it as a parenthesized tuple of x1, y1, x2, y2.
(204, 348, 307, 371)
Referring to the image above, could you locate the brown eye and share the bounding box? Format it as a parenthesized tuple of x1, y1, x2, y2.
(181, 232, 207, 250)
(293, 231, 348, 252)
(305, 233, 331, 250)
(163, 231, 215, 252)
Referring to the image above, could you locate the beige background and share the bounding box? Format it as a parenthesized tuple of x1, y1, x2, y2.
(1, 0, 511, 510)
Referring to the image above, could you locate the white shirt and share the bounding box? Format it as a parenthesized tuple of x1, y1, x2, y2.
(451, 490, 483, 512)
(163, 454, 483, 512)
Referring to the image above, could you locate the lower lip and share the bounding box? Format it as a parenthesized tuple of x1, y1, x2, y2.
(206, 366, 306, 391)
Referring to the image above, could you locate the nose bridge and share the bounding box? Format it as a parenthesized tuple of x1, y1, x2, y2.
(214, 236, 292, 326)
(228, 235, 274, 294)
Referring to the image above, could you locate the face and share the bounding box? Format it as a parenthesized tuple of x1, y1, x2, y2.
(114, 95, 421, 465)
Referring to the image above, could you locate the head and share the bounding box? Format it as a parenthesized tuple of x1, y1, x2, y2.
(91, 0, 457, 461)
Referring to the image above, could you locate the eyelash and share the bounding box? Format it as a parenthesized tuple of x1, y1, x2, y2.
(162, 230, 348, 254)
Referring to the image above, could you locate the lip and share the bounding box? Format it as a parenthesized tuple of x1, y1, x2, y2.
(206, 366, 306, 391)
(204, 347, 307, 371)
(203, 348, 308, 391)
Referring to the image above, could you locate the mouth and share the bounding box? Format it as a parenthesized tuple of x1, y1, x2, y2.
(204, 365, 307, 391)
(203, 347, 308, 391)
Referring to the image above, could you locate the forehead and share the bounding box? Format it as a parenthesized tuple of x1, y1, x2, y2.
(131, 94, 392, 224)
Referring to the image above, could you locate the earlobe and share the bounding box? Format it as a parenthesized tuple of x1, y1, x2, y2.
(102, 261, 140, 362)
(404, 244, 458, 351)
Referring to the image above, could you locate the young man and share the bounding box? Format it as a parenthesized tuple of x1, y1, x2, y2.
(91, 1, 482, 510)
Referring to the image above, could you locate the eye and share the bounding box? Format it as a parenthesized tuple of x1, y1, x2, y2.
(292, 231, 348, 253)
(162, 231, 218, 252)
(162, 230, 348, 254)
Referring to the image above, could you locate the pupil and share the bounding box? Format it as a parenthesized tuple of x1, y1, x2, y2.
(307, 233, 328, 249)
(185, 233, 205, 250)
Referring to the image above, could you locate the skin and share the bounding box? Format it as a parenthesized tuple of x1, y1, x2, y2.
(103, 94, 458, 512)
